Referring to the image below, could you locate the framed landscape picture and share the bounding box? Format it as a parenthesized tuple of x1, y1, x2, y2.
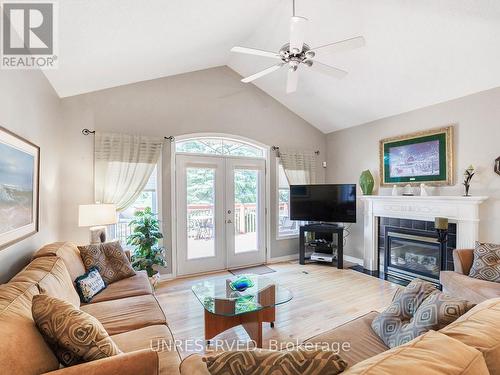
(0, 127, 40, 249)
(380, 126, 454, 186)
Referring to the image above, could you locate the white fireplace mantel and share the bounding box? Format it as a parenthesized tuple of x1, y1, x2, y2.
(360, 195, 488, 271)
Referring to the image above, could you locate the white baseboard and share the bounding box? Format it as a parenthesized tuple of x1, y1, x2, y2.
(267, 254, 299, 263)
(344, 255, 364, 266)
(159, 273, 175, 281)
(267, 252, 313, 264)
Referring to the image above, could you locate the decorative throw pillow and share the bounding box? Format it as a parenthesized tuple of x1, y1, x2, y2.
(372, 279, 475, 348)
(32, 294, 122, 366)
(203, 349, 347, 375)
(78, 241, 135, 284)
(75, 267, 107, 303)
(468, 242, 500, 283)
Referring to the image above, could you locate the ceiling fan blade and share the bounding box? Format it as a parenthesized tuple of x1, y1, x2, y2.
(241, 63, 285, 83)
(308, 61, 348, 79)
(286, 69, 299, 94)
(231, 46, 281, 59)
(290, 16, 308, 54)
(310, 36, 365, 54)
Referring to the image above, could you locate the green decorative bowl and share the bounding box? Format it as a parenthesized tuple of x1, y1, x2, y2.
(229, 276, 254, 292)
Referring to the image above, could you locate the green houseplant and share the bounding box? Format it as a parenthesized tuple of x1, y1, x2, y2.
(126, 207, 165, 286)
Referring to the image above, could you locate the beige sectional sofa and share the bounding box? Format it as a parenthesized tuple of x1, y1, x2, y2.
(0, 242, 181, 375)
(441, 249, 500, 304)
(181, 298, 500, 374)
(2, 242, 500, 375)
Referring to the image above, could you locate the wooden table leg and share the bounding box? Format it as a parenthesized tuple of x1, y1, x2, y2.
(241, 313, 263, 348)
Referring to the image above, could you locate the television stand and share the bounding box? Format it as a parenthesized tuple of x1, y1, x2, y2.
(299, 223, 344, 269)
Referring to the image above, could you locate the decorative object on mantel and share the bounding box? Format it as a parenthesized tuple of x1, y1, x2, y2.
(420, 183, 429, 196)
(359, 170, 375, 195)
(380, 126, 454, 186)
(495, 156, 500, 176)
(435, 217, 449, 266)
(0, 126, 40, 249)
(463, 165, 475, 197)
(391, 185, 399, 196)
(403, 184, 414, 196)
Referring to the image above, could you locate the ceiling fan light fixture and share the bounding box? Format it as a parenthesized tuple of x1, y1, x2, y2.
(305, 50, 315, 59)
(230, 0, 365, 93)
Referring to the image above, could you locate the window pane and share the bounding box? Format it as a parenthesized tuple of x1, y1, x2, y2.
(116, 166, 158, 244)
(175, 138, 263, 158)
(234, 169, 258, 253)
(186, 167, 215, 259)
(277, 163, 299, 236)
(223, 140, 263, 157)
(176, 139, 222, 154)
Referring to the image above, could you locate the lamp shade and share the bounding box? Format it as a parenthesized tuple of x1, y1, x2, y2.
(78, 204, 117, 227)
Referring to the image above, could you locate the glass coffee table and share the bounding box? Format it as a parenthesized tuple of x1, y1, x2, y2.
(192, 274, 293, 348)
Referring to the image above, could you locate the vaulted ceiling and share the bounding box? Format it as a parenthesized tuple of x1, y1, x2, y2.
(44, 0, 500, 133)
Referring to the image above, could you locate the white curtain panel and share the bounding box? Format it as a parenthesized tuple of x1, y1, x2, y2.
(279, 150, 317, 185)
(94, 132, 163, 211)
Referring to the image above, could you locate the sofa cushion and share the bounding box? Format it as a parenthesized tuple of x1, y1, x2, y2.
(0, 281, 60, 375)
(304, 311, 388, 367)
(84, 270, 152, 304)
(370, 279, 437, 347)
(81, 294, 166, 335)
(373, 289, 474, 348)
(203, 348, 347, 375)
(440, 297, 500, 374)
(11, 256, 80, 308)
(344, 331, 490, 375)
(440, 270, 500, 304)
(111, 325, 181, 375)
(469, 242, 500, 282)
(75, 267, 107, 303)
(32, 294, 121, 367)
(79, 241, 136, 284)
(33, 242, 86, 283)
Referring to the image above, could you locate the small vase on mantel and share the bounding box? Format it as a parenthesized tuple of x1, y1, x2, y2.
(359, 170, 375, 195)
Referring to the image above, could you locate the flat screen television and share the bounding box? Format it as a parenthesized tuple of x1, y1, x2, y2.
(290, 184, 357, 223)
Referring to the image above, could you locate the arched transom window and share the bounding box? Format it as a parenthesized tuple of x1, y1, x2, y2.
(175, 137, 264, 158)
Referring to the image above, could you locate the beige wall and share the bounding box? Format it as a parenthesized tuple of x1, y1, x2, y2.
(59, 66, 327, 273)
(0, 70, 62, 283)
(326, 87, 500, 260)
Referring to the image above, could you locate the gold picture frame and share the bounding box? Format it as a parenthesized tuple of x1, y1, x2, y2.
(379, 126, 454, 186)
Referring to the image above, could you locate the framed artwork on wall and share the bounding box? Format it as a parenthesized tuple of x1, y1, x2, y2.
(380, 126, 454, 186)
(0, 126, 40, 249)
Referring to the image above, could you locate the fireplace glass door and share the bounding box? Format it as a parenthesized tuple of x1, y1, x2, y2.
(386, 231, 441, 283)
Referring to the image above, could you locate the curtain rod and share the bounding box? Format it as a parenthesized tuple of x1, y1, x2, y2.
(81, 129, 175, 142)
(272, 145, 320, 155)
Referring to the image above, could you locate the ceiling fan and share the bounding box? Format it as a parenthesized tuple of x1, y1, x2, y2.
(230, 0, 365, 94)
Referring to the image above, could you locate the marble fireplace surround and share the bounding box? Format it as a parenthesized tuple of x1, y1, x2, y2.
(360, 196, 488, 271)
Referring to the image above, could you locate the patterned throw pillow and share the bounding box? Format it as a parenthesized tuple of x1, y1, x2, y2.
(75, 267, 107, 303)
(32, 294, 121, 367)
(78, 241, 135, 284)
(203, 349, 347, 375)
(468, 242, 500, 283)
(372, 279, 475, 348)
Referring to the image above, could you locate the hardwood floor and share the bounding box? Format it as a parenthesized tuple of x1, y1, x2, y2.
(155, 262, 400, 358)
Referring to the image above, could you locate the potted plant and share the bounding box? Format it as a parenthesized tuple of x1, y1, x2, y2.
(126, 207, 165, 288)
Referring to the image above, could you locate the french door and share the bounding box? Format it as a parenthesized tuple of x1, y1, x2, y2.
(176, 154, 266, 276)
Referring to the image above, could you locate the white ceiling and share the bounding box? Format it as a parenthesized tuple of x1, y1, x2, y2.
(45, 0, 500, 133)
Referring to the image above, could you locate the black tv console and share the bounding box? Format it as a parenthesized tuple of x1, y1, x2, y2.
(299, 223, 344, 269)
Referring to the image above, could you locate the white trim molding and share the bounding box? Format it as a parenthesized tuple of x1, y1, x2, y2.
(361, 195, 488, 271)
